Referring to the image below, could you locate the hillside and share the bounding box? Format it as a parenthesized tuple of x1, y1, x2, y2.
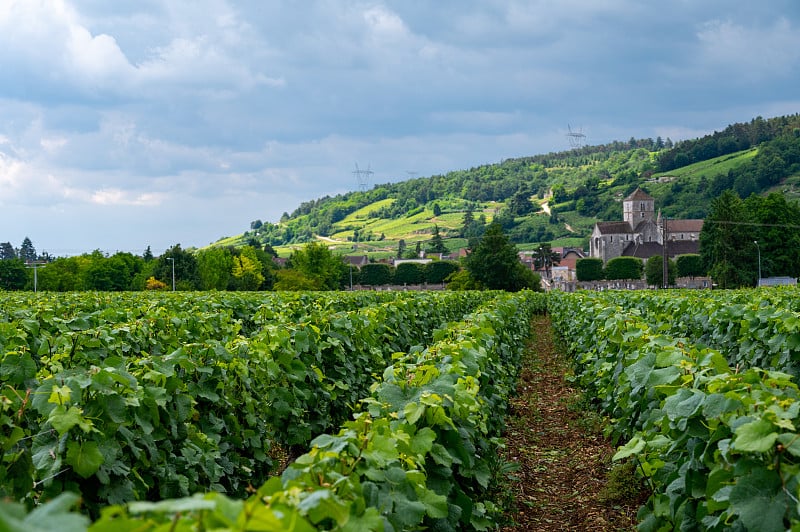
(215, 114, 800, 257)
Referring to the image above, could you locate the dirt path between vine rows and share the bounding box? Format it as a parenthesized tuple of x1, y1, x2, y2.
(500, 315, 644, 531)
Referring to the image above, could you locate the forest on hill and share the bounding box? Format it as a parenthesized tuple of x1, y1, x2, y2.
(228, 113, 800, 256)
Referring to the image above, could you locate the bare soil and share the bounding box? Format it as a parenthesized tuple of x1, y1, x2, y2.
(500, 314, 645, 531)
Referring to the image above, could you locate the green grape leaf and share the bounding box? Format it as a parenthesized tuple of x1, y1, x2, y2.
(66, 440, 104, 478)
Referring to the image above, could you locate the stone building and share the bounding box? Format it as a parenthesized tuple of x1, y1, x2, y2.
(590, 188, 703, 263)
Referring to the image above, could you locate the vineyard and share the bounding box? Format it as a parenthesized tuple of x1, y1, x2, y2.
(0, 290, 545, 531)
(550, 286, 800, 531)
(4, 287, 800, 530)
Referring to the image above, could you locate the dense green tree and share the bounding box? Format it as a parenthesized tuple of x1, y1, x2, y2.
(273, 269, 320, 291)
(576, 258, 604, 281)
(143, 246, 154, 262)
(0, 258, 27, 290)
(675, 254, 705, 278)
(508, 188, 535, 216)
(394, 262, 425, 285)
(425, 260, 460, 284)
(700, 191, 754, 288)
(158, 244, 199, 290)
(36, 256, 87, 291)
(432, 203, 442, 217)
(289, 242, 346, 290)
(464, 222, 539, 291)
(745, 193, 800, 279)
(359, 263, 393, 286)
(231, 248, 264, 291)
(197, 247, 233, 290)
(426, 225, 448, 254)
(644, 255, 676, 287)
(0, 242, 16, 260)
(83, 251, 134, 291)
(604, 257, 643, 280)
(19, 237, 36, 263)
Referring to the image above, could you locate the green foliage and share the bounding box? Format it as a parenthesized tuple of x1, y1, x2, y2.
(549, 287, 800, 530)
(425, 260, 460, 284)
(289, 242, 347, 290)
(465, 223, 539, 291)
(575, 258, 604, 281)
(394, 262, 425, 285)
(644, 255, 676, 287)
(0, 258, 28, 290)
(0, 291, 547, 532)
(603, 256, 643, 280)
(700, 190, 755, 288)
(359, 263, 393, 286)
(675, 253, 705, 278)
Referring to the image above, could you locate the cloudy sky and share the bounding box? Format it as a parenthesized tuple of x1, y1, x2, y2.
(1, 1, 799, 256)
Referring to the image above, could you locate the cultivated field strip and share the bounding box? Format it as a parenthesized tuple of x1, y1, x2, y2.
(550, 289, 800, 530)
(0, 291, 493, 516)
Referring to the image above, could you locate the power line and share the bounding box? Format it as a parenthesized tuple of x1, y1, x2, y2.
(703, 219, 800, 230)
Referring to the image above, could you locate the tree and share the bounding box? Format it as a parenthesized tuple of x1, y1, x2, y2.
(425, 260, 459, 284)
(745, 193, 800, 279)
(576, 258, 604, 281)
(397, 239, 407, 259)
(532, 243, 560, 279)
(197, 247, 233, 290)
(432, 203, 442, 217)
(274, 269, 320, 291)
(289, 242, 346, 290)
(426, 225, 448, 254)
(158, 244, 199, 290)
(700, 191, 754, 288)
(0, 242, 16, 260)
(464, 222, 540, 291)
(231, 249, 264, 291)
(508, 189, 534, 216)
(675, 254, 705, 278)
(645, 255, 676, 287)
(360, 263, 393, 286)
(0, 259, 27, 290)
(19, 237, 36, 263)
(394, 262, 425, 285)
(143, 246, 154, 262)
(604, 257, 643, 280)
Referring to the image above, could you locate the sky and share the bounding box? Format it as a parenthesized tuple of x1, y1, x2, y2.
(1, 1, 799, 256)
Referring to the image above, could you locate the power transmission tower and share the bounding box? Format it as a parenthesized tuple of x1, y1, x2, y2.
(353, 163, 373, 192)
(566, 125, 586, 149)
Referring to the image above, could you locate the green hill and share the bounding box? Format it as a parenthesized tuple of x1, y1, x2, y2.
(215, 114, 800, 257)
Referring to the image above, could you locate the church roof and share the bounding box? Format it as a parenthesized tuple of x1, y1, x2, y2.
(595, 221, 633, 235)
(621, 240, 701, 259)
(666, 219, 704, 233)
(624, 188, 654, 202)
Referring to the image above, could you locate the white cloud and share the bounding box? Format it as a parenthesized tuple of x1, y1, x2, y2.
(695, 17, 800, 80)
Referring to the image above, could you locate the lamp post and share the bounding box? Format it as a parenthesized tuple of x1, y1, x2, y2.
(166, 257, 175, 291)
(754, 240, 761, 287)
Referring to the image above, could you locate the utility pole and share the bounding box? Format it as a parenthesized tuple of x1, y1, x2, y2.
(166, 257, 175, 291)
(25, 261, 46, 293)
(662, 216, 669, 289)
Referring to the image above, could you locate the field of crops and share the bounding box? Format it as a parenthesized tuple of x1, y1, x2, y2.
(550, 286, 800, 531)
(0, 290, 545, 531)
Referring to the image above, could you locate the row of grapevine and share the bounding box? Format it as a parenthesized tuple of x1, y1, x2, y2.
(0, 291, 491, 514)
(0, 291, 546, 531)
(550, 289, 800, 530)
(604, 287, 800, 377)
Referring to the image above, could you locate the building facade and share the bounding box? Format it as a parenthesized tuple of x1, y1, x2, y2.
(590, 188, 703, 262)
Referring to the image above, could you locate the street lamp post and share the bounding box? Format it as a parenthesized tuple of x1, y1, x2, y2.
(166, 257, 175, 291)
(754, 240, 761, 287)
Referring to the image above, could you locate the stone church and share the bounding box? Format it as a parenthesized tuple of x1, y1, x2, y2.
(589, 188, 704, 263)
